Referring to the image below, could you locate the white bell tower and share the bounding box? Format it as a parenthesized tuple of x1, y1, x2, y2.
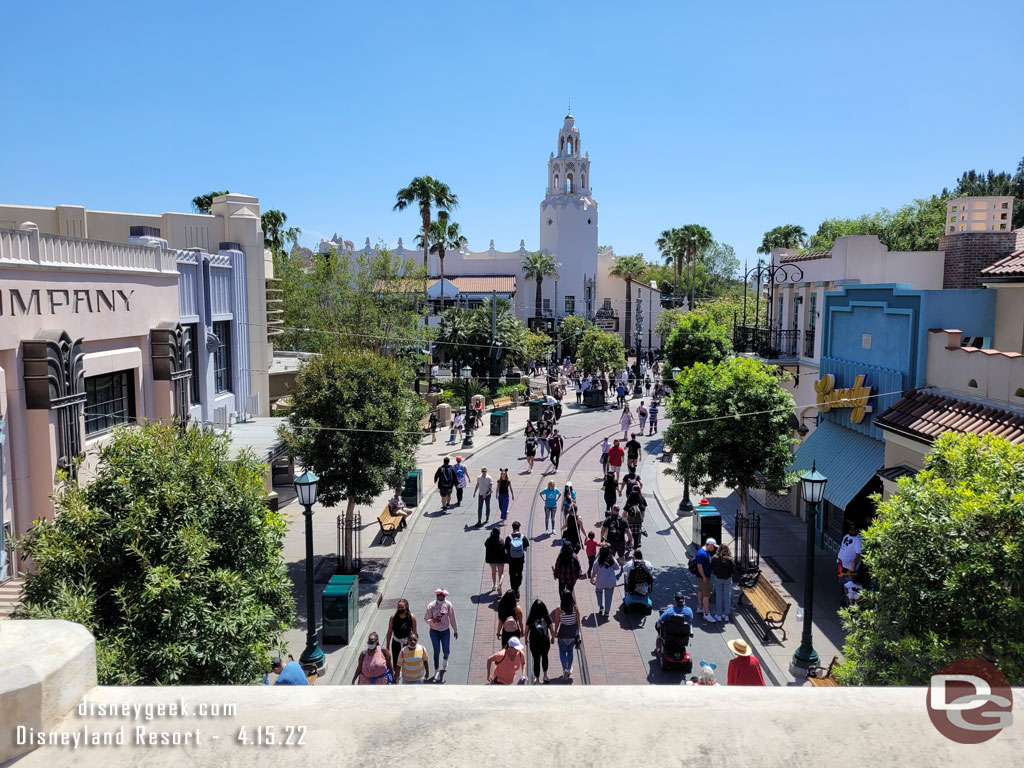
(539, 112, 598, 322)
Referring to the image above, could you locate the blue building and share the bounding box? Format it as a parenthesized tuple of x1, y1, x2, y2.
(790, 283, 994, 552)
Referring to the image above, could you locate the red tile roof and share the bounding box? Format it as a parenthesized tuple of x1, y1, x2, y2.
(780, 250, 831, 263)
(433, 275, 516, 293)
(877, 389, 1024, 445)
(981, 248, 1024, 279)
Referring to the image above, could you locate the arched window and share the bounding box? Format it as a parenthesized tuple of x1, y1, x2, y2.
(566, 174, 574, 194)
(582, 173, 586, 189)
(566, 137, 573, 154)
(559, 137, 564, 154)
(554, 174, 559, 190)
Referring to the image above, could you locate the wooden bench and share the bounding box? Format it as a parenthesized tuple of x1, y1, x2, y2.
(738, 570, 792, 643)
(377, 504, 408, 544)
(808, 656, 840, 687)
(491, 397, 513, 411)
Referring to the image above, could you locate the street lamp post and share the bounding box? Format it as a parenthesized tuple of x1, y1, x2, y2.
(792, 460, 828, 674)
(461, 365, 474, 448)
(669, 365, 694, 515)
(294, 470, 325, 675)
(633, 293, 644, 397)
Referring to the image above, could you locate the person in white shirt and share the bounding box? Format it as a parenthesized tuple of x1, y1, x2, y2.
(474, 467, 494, 526)
(431, 364, 440, 379)
(837, 523, 863, 575)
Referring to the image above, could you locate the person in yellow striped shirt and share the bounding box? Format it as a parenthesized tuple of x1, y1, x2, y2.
(398, 632, 430, 684)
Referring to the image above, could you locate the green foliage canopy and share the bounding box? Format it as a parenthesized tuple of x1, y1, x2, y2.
(14, 423, 294, 685)
(557, 314, 588, 359)
(838, 433, 1024, 686)
(663, 313, 733, 371)
(577, 327, 626, 374)
(433, 299, 529, 375)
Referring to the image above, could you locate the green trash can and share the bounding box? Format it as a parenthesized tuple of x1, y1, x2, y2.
(583, 389, 606, 408)
(490, 410, 509, 435)
(528, 399, 546, 422)
(692, 504, 722, 548)
(402, 469, 422, 508)
(322, 574, 359, 645)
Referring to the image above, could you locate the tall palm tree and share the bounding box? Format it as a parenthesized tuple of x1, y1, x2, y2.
(191, 190, 231, 214)
(656, 228, 686, 297)
(521, 251, 560, 321)
(757, 224, 807, 255)
(261, 209, 288, 254)
(677, 224, 713, 310)
(416, 211, 468, 311)
(609, 253, 648, 348)
(394, 176, 458, 302)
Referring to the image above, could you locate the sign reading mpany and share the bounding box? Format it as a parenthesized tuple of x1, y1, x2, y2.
(814, 374, 873, 424)
(927, 658, 1013, 744)
(0, 288, 134, 316)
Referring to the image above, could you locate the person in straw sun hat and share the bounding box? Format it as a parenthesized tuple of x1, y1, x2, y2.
(726, 638, 766, 686)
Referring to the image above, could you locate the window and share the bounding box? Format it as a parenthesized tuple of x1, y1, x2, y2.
(792, 295, 802, 330)
(565, 296, 575, 315)
(809, 293, 817, 331)
(185, 324, 200, 404)
(542, 298, 551, 313)
(213, 320, 232, 394)
(85, 371, 135, 437)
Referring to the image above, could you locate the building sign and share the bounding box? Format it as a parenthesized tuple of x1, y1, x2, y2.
(0, 288, 134, 316)
(594, 317, 619, 333)
(814, 373, 873, 423)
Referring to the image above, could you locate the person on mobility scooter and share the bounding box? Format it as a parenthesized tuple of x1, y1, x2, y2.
(655, 592, 694, 673)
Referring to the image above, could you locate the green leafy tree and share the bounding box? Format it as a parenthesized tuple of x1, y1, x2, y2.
(281, 348, 427, 570)
(557, 314, 588, 359)
(695, 241, 740, 299)
(758, 224, 807, 254)
(664, 357, 794, 533)
(809, 196, 949, 252)
(394, 176, 458, 301)
(191, 190, 231, 214)
(433, 298, 529, 377)
(577, 327, 626, 375)
(838, 433, 1024, 686)
(521, 251, 560, 319)
(609, 253, 648, 348)
(656, 228, 687, 297)
(416, 210, 468, 309)
(262, 209, 289, 254)
(664, 313, 732, 371)
(524, 328, 555, 364)
(946, 157, 1024, 229)
(14, 423, 294, 685)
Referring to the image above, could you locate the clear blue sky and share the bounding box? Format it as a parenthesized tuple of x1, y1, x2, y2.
(2, 1, 1020, 267)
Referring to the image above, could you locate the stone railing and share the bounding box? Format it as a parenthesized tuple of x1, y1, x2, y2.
(0, 226, 179, 275)
(2, 619, 1021, 766)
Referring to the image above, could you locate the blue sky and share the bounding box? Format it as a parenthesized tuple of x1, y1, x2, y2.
(2, 1, 1020, 268)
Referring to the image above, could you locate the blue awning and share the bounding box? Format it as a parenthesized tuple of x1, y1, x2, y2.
(789, 421, 884, 510)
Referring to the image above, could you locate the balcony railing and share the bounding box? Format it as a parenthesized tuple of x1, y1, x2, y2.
(733, 326, 800, 359)
(803, 329, 816, 358)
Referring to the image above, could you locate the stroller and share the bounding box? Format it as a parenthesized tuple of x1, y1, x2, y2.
(655, 612, 693, 673)
(623, 559, 654, 615)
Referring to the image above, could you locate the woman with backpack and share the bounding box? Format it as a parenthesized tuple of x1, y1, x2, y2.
(525, 598, 554, 683)
(484, 528, 507, 593)
(495, 589, 524, 647)
(710, 543, 735, 622)
(552, 543, 584, 594)
(552, 589, 581, 681)
(624, 488, 646, 545)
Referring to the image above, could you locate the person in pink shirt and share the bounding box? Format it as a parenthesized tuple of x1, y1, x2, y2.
(425, 588, 459, 683)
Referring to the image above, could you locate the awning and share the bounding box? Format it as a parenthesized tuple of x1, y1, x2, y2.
(789, 421, 884, 510)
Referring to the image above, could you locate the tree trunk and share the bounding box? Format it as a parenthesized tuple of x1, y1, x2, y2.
(624, 278, 632, 351)
(343, 495, 358, 572)
(737, 484, 750, 571)
(439, 247, 445, 314)
(535, 277, 543, 319)
(421, 208, 431, 308)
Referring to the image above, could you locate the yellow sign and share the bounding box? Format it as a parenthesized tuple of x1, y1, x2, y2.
(814, 374, 873, 424)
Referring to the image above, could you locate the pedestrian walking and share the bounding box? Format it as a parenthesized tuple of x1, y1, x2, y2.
(624, 487, 647, 545)
(552, 590, 581, 681)
(424, 588, 459, 683)
(504, 522, 530, 599)
(351, 632, 393, 685)
(647, 402, 659, 435)
(524, 432, 538, 473)
(619, 405, 634, 441)
(484, 528, 507, 593)
(615, 382, 627, 408)
(602, 471, 618, 512)
(552, 543, 584, 594)
(454, 456, 468, 506)
(496, 468, 515, 523)
(433, 458, 455, 511)
(560, 481, 577, 524)
(547, 428, 564, 471)
(600, 505, 633, 566)
(561, 509, 585, 554)
(695, 538, 717, 621)
(644, 376, 652, 397)
(625, 433, 642, 472)
(537, 419, 550, 460)
(637, 402, 648, 434)
(487, 636, 526, 685)
(385, 599, 417, 680)
(525, 598, 554, 683)
(397, 632, 430, 684)
(575, 379, 583, 404)
(453, 411, 465, 442)
(599, 436, 611, 476)
(540, 481, 561, 535)
(584, 531, 599, 577)
(495, 589, 524, 647)
(428, 411, 438, 444)
(727, 639, 766, 686)
(608, 439, 625, 482)
(590, 545, 618, 618)
(474, 466, 493, 526)
(710, 543, 735, 622)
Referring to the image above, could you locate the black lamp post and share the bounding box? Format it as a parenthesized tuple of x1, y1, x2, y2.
(461, 365, 474, 448)
(792, 460, 827, 673)
(669, 366, 694, 515)
(294, 470, 325, 675)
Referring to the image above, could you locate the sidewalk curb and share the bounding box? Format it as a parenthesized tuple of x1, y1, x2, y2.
(648, 481, 787, 687)
(327, 401, 607, 686)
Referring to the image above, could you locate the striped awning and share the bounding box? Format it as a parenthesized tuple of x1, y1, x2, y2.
(789, 421, 884, 510)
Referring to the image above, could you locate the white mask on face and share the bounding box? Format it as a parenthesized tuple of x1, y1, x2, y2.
(367, 642, 378, 651)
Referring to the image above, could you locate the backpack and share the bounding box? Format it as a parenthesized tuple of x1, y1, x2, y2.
(688, 558, 698, 575)
(627, 560, 653, 595)
(626, 501, 645, 523)
(508, 534, 525, 559)
(439, 466, 454, 486)
(605, 516, 626, 542)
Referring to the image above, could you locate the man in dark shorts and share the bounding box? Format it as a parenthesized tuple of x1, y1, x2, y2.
(547, 428, 564, 471)
(433, 457, 456, 512)
(600, 506, 633, 567)
(504, 521, 531, 599)
(624, 433, 642, 472)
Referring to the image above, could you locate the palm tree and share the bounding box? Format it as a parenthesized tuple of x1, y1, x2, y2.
(394, 176, 458, 302)
(416, 211, 467, 312)
(521, 251, 560, 321)
(656, 228, 686, 297)
(284, 226, 303, 252)
(757, 224, 807, 255)
(609, 253, 648, 349)
(261, 209, 288, 253)
(677, 224, 713, 310)
(191, 190, 231, 214)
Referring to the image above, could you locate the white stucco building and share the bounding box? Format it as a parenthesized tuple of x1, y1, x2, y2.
(318, 114, 662, 352)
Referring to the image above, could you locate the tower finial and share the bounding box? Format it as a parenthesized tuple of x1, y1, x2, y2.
(567, 97, 571, 114)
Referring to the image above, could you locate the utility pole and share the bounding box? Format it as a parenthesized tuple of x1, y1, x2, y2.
(490, 289, 500, 398)
(633, 292, 643, 396)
